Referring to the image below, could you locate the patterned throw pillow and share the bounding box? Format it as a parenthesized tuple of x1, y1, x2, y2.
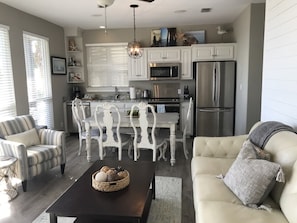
(223, 140, 284, 207)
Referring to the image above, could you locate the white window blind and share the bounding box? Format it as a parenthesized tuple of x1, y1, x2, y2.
(0, 25, 17, 121)
(23, 32, 54, 128)
(86, 43, 129, 88)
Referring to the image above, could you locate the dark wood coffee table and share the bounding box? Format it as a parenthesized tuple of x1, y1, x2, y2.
(46, 159, 156, 223)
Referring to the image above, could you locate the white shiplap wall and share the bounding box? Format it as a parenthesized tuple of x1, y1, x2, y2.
(261, 0, 297, 128)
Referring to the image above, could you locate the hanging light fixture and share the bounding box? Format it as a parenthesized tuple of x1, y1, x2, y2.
(127, 4, 143, 59)
(97, 0, 114, 33)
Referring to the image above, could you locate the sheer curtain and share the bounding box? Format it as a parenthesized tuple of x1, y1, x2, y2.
(0, 25, 16, 121)
(23, 32, 54, 128)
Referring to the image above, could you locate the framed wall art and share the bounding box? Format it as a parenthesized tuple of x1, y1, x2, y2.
(184, 30, 206, 45)
(51, 56, 66, 75)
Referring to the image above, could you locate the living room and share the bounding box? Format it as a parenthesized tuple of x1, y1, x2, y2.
(1, 0, 297, 222)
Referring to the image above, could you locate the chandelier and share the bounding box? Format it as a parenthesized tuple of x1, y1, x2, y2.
(127, 4, 143, 59)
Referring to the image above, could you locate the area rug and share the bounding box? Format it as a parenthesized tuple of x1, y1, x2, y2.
(33, 176, 182, 223)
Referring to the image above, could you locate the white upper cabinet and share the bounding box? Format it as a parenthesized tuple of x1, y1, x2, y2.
(181, 47, 192, 79)
(191, 43, 236, 61)
(128, 48, 148, 80)
(147, 47, 181, 62)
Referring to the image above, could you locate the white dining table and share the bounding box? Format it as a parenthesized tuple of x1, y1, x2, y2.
(83, 112, 179, 166)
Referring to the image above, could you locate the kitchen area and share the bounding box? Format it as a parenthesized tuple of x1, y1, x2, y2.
(63, 28, 237, 138)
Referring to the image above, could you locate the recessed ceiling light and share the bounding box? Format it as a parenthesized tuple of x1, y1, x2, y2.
(174, 10, 187, 14)
(99, 25, 105, 29)
(201, 8, 212, 13)
(92, 14, 102, 17)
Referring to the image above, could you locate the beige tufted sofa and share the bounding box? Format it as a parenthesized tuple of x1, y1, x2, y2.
(191, 122, 297, 223)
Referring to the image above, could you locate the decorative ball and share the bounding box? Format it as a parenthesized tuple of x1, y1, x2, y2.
(117, 171, 128, 179)
(106, 169, 120, 182)
(100, 166, 110, 173)
(95, 171, 107, 182)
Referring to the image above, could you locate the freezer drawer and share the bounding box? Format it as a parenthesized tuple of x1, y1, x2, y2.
(195, 108, 234, 136)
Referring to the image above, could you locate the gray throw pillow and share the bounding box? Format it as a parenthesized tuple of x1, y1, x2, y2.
(223, 140, 285, 206)
(237, 140, 271, 160)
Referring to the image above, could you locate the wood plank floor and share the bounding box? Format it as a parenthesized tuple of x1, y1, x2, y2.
(0, 134, 195, 223)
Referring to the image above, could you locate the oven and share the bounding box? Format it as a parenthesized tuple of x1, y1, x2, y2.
(149, 83, 181, 129)
(148, 98, 181, 129)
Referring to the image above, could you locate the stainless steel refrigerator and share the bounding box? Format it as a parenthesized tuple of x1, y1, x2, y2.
(195, 61, 236, 136)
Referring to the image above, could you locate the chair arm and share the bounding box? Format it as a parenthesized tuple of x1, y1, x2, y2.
(38, 129, 66, 164)
(192, 134, 248, 159)
(0, 139, 29, 181)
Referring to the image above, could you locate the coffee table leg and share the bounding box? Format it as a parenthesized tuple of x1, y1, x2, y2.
(49, 213, 57, 223)
(152, 174, 155, 200)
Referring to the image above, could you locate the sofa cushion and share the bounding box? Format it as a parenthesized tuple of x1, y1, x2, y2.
(27, 145, 61, 166)
(193, 174, 242, 209)
(191, 156, 235, 180)
(6, 128, 40, 147)
(197, 201, 288, 223)
(0, 115, 36, 136)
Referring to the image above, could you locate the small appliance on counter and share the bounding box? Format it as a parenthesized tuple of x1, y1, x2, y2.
(129, 87, 136, 100)
(184, 86, 190, 99)
(72, 86, 81, 99)
(142, 89, 151, 99)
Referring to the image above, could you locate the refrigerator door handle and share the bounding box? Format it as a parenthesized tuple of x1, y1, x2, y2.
(216, 62, 220, 105)
(199, 108, 233, 112)
(212, 63, 216, 103)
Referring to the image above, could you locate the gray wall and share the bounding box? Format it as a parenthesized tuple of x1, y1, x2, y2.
(82, 24, 234, 46)
(0, 3, 67, 130)
(233, 3, 265, 134)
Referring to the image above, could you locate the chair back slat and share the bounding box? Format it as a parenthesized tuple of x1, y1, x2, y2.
(95, 103, 123, 160)
(130, 102, 157, 161)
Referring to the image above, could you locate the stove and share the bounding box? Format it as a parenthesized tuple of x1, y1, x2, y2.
(148, 97, 181, 104)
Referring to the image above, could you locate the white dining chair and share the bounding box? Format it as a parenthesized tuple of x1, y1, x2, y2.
(94, 103, 131, 160)
(129, 102, 168, 162)
(162, 97, 193, 160)
(72, 97, 100, 156)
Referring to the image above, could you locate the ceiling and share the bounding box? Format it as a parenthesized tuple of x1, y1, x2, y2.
(0, 0, 265, 30)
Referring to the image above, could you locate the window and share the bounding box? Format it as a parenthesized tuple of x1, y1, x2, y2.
(0, 25, 16, 120)
(86, 43, 129, 89)
(23, 32, 54, 128)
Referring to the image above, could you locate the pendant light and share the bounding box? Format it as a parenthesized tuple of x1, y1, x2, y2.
(97, 0, 114, 33)
(127, 4, 143, 59)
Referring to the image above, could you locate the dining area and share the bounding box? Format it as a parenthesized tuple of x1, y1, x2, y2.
(71, 97, 193, 166)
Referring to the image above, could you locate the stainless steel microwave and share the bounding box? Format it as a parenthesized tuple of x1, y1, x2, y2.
(149, 62, 181, 80)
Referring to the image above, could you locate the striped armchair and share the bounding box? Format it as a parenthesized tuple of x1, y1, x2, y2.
(0, 115, 66, 192)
